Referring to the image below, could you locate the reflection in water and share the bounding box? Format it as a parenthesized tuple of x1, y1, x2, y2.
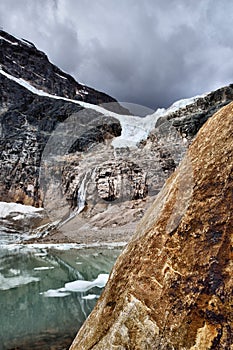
(0, 245, 121, 349)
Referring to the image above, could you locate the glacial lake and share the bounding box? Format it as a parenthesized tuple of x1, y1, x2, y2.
(0, 242, 122, 350)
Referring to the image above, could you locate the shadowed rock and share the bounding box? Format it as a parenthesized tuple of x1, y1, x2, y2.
(70, 102, 233, 349)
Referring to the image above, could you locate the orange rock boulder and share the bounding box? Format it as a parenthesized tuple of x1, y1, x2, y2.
(70, 102, 233, 349)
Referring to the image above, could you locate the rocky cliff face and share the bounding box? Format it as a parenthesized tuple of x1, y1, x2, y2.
(1, 30, 233, 243)
(70, 102, 233, 349)
(0, 30, 124, 208)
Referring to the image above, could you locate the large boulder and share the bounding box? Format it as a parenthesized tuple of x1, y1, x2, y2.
(70, 102, 233, 349)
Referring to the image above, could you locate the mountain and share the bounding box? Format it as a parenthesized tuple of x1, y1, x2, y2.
(70, 101, 233, 350)
(1, 29, 233, 243)
(0, 30, 126, 106)
(0, 30, 126, 208)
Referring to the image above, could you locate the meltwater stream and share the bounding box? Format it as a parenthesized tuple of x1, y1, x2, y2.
(0, 240, 122, 350)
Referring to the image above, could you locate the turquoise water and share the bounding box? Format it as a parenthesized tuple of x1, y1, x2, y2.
(0, 244, 121, 349)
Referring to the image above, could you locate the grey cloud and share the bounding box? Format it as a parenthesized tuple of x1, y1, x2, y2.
(1, 0, 233, 110)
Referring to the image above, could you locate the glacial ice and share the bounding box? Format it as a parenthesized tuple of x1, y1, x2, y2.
(0, 66, 209, 151)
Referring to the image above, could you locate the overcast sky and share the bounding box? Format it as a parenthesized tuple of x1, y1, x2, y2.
(1, 0, 233, 110)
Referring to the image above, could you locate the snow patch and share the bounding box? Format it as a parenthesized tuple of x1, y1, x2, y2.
(12, 214, 25, 221)
(162, 93, 208, 115)
(55, 72, 67, 80)
(79, 89, 89, 95)
(20, 38, 34, 47)
(0, 36, 18, 45)
(0, 201, 43, 219)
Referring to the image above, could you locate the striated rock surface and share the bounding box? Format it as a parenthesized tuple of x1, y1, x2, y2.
(70, 102, 233, 349)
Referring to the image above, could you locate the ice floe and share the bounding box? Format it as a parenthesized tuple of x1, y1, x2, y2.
(34, 266, 55, 271)
(1, 242, 127, 251)
(0, 274, 40, 290)
(65, 273, 109, 292)
(82, 294, 99, 300)
(41, 273, 109, 297)
(40, 288, 71, 298)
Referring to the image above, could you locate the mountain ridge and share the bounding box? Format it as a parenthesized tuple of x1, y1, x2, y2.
(0, 29, 128, 110)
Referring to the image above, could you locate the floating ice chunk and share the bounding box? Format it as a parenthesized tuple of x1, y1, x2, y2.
(40, 274, 109, 298)
(0, 241, 127, 251)
(34, 266, 54, 271)
(40, 289, 71, 297)
(0, 274, 39, 290)
(65, 280, 94, 292)
(65, 273, 109, 292)
(34, 252, 48, 257)
(82, 294, 99, 300)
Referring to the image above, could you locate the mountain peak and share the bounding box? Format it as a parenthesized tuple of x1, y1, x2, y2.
(0, 29, 128, 112)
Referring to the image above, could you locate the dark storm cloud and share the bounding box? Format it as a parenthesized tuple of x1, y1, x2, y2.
(1, 0, 233, 110)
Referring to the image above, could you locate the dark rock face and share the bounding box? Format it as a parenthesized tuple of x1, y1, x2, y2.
(68, 120, 121, 153)
(0, 31, 123, 206)
(155, 85, 233, 139)
(0, 76, 83, 206)
(70, 101, 233, 350)
(0, 29, 128, 113)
